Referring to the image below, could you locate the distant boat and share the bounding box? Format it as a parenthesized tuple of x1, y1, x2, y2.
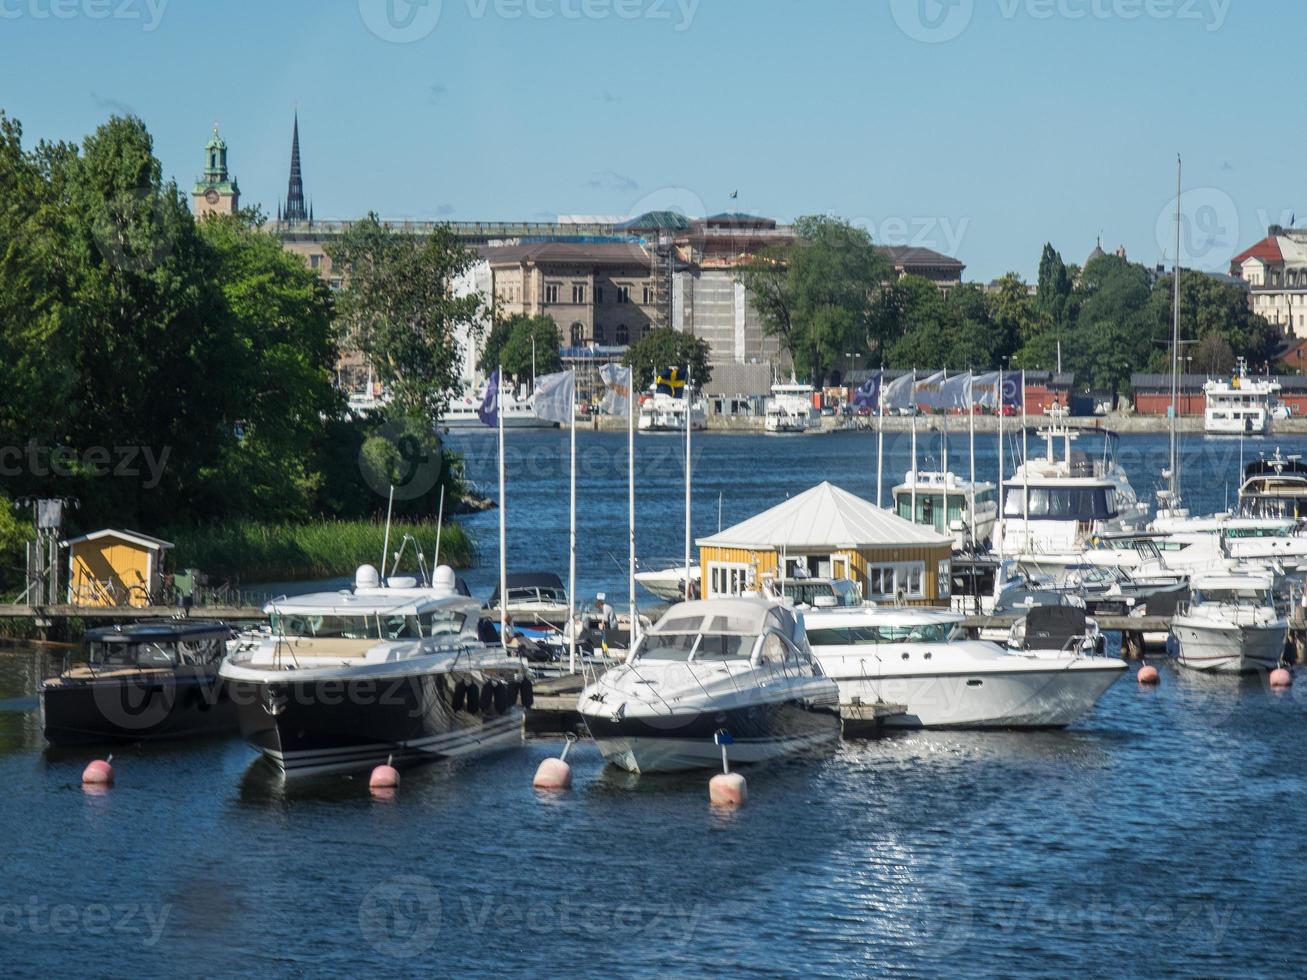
(892, 469, 997, 549)
(1204, 358, 1280, 436)
(634, 561, 700, 601)
(764, 381, 820, 434)
(444, 380, 557, 429)
(638, 390, 707, 432)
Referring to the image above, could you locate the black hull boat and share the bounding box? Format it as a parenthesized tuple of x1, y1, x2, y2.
(226, 666, 529, 775)
(220, 563, 529, 777)
(40, 621, 236, 746)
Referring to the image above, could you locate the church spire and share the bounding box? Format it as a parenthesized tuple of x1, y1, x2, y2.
(283, 111, 307, 223)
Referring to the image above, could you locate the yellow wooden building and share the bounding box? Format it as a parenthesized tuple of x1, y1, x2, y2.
(63, 529, 173, 608)
(697, 481, 954, 605)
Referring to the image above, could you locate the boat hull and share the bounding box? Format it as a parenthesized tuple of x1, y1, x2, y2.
(40, 669, 235, 745)
(820, 661, 1126, 729)
(584, 698, 840, 773)
(1172, 619, 1287, 674)
(225, 669, 525, 776)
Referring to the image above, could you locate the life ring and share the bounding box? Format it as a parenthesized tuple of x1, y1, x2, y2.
(451, 681, 467, 713)
(519, 678, 534, 709)
(479, 682, 496, 714)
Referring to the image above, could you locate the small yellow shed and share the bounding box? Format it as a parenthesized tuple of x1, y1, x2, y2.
(697, 481, 954, 606)
(63, 529, 173, 608)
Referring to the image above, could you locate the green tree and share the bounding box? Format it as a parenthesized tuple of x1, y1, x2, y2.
(622, 328, 712, 391)
(885, 280, 1006, 370)
(479, 313, 562, 382)
(328, 216, 485, 421)
(737, 215, 892, 383)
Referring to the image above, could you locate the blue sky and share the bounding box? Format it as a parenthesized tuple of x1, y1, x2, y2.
(0, 0, 1298, 281)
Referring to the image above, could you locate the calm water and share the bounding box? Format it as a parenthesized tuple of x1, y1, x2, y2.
(3, 431, 1307, 977)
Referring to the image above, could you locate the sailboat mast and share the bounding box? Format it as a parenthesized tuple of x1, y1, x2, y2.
(1169, 154, 1182, 502)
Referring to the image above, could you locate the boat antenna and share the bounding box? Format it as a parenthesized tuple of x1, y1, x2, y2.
(434, 484, 445, 571)
(380, 484, 395, 584)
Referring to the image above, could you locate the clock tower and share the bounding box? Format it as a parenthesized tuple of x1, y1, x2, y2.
(191, 123, 240, 218)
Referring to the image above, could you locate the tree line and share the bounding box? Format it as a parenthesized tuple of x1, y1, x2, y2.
(737, 216, 1281, 393)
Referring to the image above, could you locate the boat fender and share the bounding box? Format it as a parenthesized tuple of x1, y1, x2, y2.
(493, 681, 512, 714)
(520, 679, 534, 709)
(464, 684, 480, 715)
(451, 681, 467, 713)
(479, 682, 496, 715)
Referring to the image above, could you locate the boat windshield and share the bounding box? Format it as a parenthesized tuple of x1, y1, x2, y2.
(271, 611, 465, 640)
(507, 587, 567, 604)
(87, 637, 226, 667)
(638, 632, 756, 662)
(807, 622, 958, 645)
(1004, 486, 1116, 520)
(1196, 588, 1272, 605)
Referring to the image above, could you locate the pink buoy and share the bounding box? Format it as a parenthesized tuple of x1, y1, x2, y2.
(709, 771, 748, 808)
(1270, 667, 1293, 689)
(369, 758, 400, 791)
(533, 734, 576, 791)
(1137, 664, 1160, 686)
(82, 756, 114, 787)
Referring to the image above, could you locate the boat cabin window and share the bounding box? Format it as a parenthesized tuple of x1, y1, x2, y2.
(1004, 486, 1115, 521)
(638, 631, 755, 662)
(506, 586, 567, 604)
(272, 613, 428, 641)
(87, 636, 226, 667)
(778, 581, 860, 607)
(1224, 527, 1289, 539)
(807, 622, 959, 646)
(1195, 587, 1271, 605)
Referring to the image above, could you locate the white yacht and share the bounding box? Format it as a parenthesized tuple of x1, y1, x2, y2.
(1204, 359, 1281, 436)
(634, 561, 700, 602)
(999, 409, 1145, 558)
(220, 564, 527, 776)
(893, 470, 998, 549)
(637, 390, 707, 432)
(444, 379, 555, 429)
(484, 572, 571, 629)
(764, 381, 821, 434)
(578, 598, 841, 773)
(1171, 570, 1288, 674)
(803, 604, 1125, 729)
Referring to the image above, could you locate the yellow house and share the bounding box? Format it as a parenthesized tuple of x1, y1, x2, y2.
(63, 529, 173, 608)
(697, 481, 954, 606)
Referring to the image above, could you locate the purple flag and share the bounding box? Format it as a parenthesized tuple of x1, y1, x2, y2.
(477, 370, 500, 427)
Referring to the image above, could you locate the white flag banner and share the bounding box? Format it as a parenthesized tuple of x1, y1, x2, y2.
(881, 371, 916, 411)
(912, 371, 947, 410)
(599, 363, 633, 416)
(969, 371, 1001, 407)
(533, 370, 575, 425)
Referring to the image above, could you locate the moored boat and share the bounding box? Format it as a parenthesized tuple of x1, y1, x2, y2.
(219, 564, 528, 776)
(1171, 570, 1288, 674)
(41, 620, 236, 745)
(578, 597, 841, 773)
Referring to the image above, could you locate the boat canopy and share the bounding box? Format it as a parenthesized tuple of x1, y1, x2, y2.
(650, 598, 797, 639)
(488, 572, 567, 605)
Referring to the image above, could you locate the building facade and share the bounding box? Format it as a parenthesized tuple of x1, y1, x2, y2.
(1230, 226, 1307, 336)
(191, 124, 239, 218)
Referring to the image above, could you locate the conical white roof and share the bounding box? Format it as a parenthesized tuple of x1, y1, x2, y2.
(697, 481, 951, 550)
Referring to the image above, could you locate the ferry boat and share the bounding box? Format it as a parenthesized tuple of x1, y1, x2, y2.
(40, 620, 236, 745)
(637, 390, 707, 432)
(444, 379, 556, 429)
(1203, 359, 1281, 436)
(220, 564, 527, 776)
(1239, 450, 1307, 520)
(764, 381, 820, 434)
(578, 597, 841, 773)
(1171, 570, 1288, 674)
(804, 604, 1124, 729)
(893, 470, 998, 549)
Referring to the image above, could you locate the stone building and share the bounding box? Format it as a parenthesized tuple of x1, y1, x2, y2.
(190, 124, 239, 218)
(1230, 226, 1307, 336)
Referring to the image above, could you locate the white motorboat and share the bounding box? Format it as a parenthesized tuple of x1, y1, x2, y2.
(484, 571, 571, 629)
(1171, 570, 1289, 674)
(578, 597, 841, 773)
(634, 561, 700, 601)
(893, 469, 998, 549)
(444, 379, 556, 429)
(637, 390, 707, 432)
(220, 564, 527, 776)
(1239, 450, 1307, 520)
(805, 604, 1124, 729)
(764, 381, 821, 434)
(1000, 409, 1147, 558)
(1204, 359, 1280, 436)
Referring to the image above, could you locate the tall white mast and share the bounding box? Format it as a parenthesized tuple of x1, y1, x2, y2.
(497, 365, 508, 650)
(567, 370, 577, 674)
(1168, 154, 1183, 505)
(684, 364, 693, 599)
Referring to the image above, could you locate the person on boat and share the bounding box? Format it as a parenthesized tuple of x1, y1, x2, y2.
(595, 593, 618, 631)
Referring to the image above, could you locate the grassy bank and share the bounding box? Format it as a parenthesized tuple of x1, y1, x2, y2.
(166, 519, 474, 583)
